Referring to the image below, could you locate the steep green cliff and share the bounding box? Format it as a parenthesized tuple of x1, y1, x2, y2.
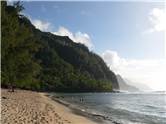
(1, 1, 119, 92)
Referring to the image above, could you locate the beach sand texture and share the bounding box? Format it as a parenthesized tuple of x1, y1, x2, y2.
(1, 89, 97, 124)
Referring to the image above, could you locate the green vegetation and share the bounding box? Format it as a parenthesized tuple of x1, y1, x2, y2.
(1, 1, 41, 91)
(1, 1, 119, 92)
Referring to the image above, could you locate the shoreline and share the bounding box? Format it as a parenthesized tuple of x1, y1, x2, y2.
(1, 89, 98, 124)
(47, 93, 120, 124)
(46, 93, 106, 124)
(40, 92, 101, 124)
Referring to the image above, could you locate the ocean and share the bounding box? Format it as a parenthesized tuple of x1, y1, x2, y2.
(51, 92, 166, 124)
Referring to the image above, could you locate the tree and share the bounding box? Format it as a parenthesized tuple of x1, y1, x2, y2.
(1, 1, 118, 92)
(1, 1, 41, 91)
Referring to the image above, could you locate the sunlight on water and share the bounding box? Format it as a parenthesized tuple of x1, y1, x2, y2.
(53, 93, 166, 124)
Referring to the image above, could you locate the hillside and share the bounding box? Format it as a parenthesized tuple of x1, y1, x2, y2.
(116, 75, 139, 92)
(1, 1, 119, 92)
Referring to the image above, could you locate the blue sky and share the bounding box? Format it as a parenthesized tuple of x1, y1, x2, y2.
(19, 1, 166, 90)
(22, 1, 165, 59)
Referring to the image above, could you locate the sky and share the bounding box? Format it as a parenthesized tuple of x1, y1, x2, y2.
(10, 1, 166, 91)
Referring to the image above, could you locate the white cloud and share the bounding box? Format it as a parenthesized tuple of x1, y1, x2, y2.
(52, 27, 93, 49)
(146, 8, 166, 33)
(31, 19, 51, 32)
(52, 27, 73, 38)
(30, 18, 93, 49)
(102, 50, 166, 91)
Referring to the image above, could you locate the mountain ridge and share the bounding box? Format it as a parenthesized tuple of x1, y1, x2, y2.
(116, 75, 139, 92)
(2, 1, 119, 92)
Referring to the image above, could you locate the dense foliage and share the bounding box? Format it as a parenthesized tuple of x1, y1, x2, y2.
(1, 1, 41, 90)
(1, 1, 119, 92)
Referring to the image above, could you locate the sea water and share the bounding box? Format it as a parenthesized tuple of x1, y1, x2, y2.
(52, 92, 166, 124)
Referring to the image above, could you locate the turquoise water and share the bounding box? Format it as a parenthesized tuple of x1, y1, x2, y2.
(52, 92, 166, 124)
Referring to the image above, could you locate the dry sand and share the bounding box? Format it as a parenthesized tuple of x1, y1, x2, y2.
(1, 89, 97, 124)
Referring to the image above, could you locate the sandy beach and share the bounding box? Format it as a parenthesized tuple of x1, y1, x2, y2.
(1, 89, 97, 124)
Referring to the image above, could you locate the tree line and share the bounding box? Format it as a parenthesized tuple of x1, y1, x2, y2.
(1, 1, 119, 92)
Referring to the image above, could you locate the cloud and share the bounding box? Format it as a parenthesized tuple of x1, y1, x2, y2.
(30, 18, 93, 49)
(52, 27, 93, 49)
(22, 14, 52, 32)
(21, 14, 51, 32)
(146, 8, 166, 33)
(102, 50, 125, 71)
(144, 8, 166, 59)
(31, 19, 51, 32)
(102, 50, 166, 91)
